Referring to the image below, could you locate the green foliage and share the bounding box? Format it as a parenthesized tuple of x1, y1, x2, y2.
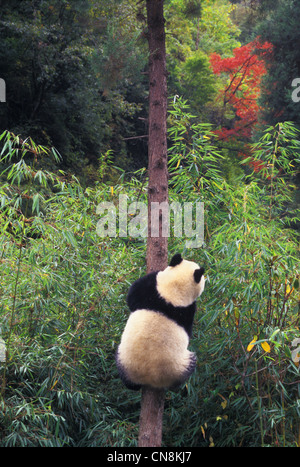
(0, 0, 244, 177)
(245, 121, 300, 225)
(0, 101, 299, 446)
(255, 0, 300, 127)
(0, 0, 148, 176)
(177, 50, 216, 110)
(167, 101, 300, 447)
(0, 0, 299, 447)
(168, 98, 223, 199)
(165, 0, 241, 117)
(197, 0, 241, 55)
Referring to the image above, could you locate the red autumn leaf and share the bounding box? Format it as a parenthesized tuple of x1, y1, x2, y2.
(210, 39, 273, 171)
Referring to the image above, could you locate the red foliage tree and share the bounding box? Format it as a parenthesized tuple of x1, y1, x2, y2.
(209, 39, 273, 171)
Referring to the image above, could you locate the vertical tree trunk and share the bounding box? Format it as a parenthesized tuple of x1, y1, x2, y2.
(138, 0, 168, 447)
(145, 0, 168, 274)
(138, 386, 165, 447)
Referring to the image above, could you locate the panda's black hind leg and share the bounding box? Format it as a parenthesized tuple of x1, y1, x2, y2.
(169, 352, 197, 391)
(115, 350, 141, 391)
(117, 368, 141, 391)
(123, 380, 142, 391)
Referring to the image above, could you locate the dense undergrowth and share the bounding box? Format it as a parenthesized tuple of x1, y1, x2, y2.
(0, 100, 299, 447)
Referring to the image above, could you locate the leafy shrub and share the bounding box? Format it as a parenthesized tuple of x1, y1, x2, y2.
(165, 100, 300, 447)
(0, 103, 299, 446)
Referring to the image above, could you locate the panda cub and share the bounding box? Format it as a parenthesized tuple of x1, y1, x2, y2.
(116, 253, 205, 390)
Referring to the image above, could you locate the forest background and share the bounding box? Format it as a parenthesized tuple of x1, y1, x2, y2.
(0, 0, 299, 447)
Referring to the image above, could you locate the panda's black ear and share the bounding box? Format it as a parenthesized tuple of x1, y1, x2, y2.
(194, 267, 205, 283)
(169, 253, 183, 267)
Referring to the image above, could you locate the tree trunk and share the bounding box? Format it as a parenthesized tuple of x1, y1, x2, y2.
(138, 0, 168, 447)
(145, 0, 168, 274)
(138, 386, 165, 447)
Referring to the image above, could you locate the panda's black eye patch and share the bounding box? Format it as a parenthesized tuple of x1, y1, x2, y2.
(194, 267, 205, 283)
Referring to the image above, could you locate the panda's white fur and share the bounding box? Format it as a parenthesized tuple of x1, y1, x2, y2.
(117, 310, 190, 388)
(156, 259, 205, 307)
(116, 253, 205, 390)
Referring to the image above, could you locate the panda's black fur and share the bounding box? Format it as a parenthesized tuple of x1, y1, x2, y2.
(115, 253, 205, 390)
(127, 271, 197, 338)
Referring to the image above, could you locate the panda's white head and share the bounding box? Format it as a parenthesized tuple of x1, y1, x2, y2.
(156, 253, 205, 307)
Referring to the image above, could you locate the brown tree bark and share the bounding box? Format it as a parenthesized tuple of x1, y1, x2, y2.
(145, 0, 168, 275)
(138, 0, 168, 448)
(138, 386, 165, 447)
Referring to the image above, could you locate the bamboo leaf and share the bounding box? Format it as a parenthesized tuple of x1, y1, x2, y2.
(261, 341, 271, 353)
(247, 337, 257, 352)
